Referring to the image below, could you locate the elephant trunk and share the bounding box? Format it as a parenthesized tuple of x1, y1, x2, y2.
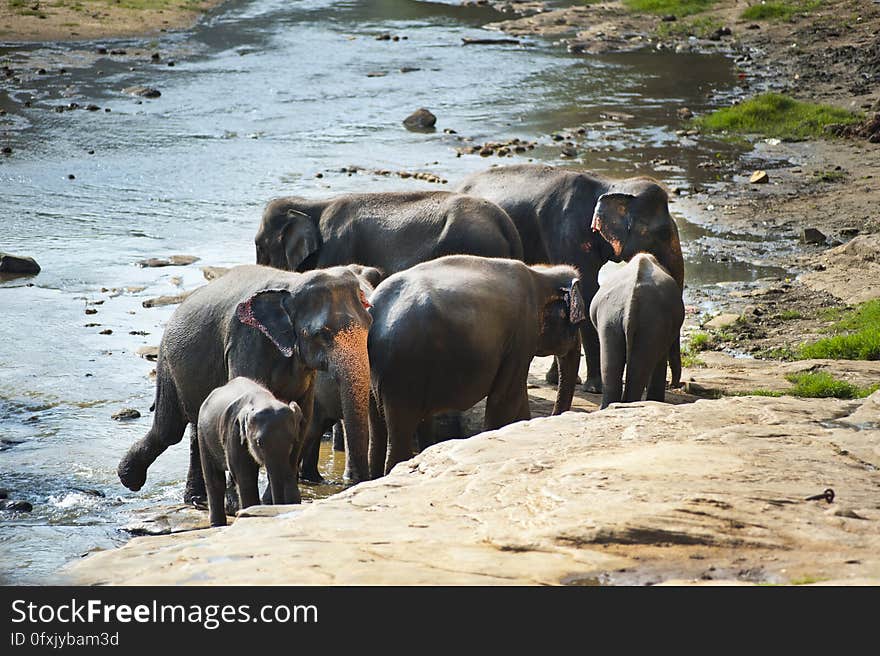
(266, 462, 299, 505)
(329, 325, 371, 483)
(552, 344, 581, 415)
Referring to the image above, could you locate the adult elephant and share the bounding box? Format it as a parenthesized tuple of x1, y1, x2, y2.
(368, 255, 586, 477)
(457, 164, 685, 392)
(254, 191, 523, 275)
(116, 265, 373, 504)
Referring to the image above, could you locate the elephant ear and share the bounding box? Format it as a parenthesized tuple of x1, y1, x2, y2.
(235, 289, 297, 357)
(560, 279, 587, 325)
(591, 192, 635, 259)
(283, 210, 321, 272)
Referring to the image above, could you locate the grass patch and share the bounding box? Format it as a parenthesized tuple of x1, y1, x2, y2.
(689, 332, 712, 352)
(656, 15, 722, 38)
(778, 310, 803, 320)
(741, 0, 822, 22)
(784, 371, 878, 399)
(622, 0, 718, 16)
(734, 389, 785, 397)
(813, 169, 847, 183)
(798, 300, 880, 360)
(693, 93, 861, 141)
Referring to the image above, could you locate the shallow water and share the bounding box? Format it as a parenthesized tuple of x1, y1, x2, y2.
(0, 0, 784, 584)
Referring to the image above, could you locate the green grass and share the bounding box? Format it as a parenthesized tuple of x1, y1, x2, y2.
(798, 300, 880, 360)
(813, 169, 847, 183)
(784, 372, 879, 399)
(656, 15, 722, 38)
(778, 310, 803, 320)
(735, 373, 878, 399)
(741, 0, 822, 21)
(693, 93, 861, 141)
(622, 0, 718, 16)
(689, 332, 712, 352)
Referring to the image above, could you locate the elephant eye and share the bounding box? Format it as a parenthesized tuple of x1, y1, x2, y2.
(256, 436, 264, 448)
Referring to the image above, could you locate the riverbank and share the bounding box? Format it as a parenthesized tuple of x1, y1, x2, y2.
(0, 0, 225, 42)
(67, 391, 880, 585)
(487, 0, 880, 392)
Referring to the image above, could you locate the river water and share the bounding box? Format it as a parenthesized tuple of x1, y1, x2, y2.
(0, 0, 787, 584)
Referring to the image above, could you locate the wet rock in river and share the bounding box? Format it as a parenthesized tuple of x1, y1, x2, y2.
(136, 345, 159, 361)
(201, 266, 230, 281)
(122, 86, 161, 99)
(136, 254, 199, 268)
(1, 500, 33, 512)
(112, 408, 141, 421)
(403, 108, 436, 132)
(0, 488, 7, 499)
(142, 290, 195, 308)
(0, 252, 41, 275)
(802, 227, 827, 245)
(677, 107, 693, 120)
(749, 170, 769, 184)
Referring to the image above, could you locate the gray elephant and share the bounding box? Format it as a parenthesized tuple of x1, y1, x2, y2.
(254, 191, 523, 275)
(589, 253, 685, 409)
(297, 265, 383, 483)
(457, 164, 685, 393)
(198, 377, 304, 527)
(368, 255, 586, 477)
(116, 264, 373, 504)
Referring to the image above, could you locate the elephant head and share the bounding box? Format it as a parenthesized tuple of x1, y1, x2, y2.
(255, 198, 322, 272)
(235, 268, 373, 482)
(590, 179, 685, 289)
(533, 265, 587, 415)
(240, 401, 303, 504)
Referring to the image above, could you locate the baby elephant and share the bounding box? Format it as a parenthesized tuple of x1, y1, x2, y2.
(590, 253, 684, 409)
(198, 377, 304, 527)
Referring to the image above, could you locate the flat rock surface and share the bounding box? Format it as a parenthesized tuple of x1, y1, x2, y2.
(67, 392, 880, 586)
(801, 235, 880, 305)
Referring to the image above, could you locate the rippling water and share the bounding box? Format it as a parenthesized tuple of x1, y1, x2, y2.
(0, 0, 785, 584)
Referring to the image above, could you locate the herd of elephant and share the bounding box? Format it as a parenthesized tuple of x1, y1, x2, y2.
(116, 163, 686, 526)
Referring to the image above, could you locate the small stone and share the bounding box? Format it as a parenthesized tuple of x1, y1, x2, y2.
(201, 266, 230, 281)
(560, 145, 578, 158)
(661, 15, 677, 22)
(749, 170, 769, 184)
(315, 172, 323, 178)
(85, 308, 98, 315)
(151, 52, 161, 61)
(0, 488, 7, 498)
(802, 227, 827, 244)
(677, 107, 693, 120)
(86, 104, 100, 111)
(122, 86, 161, 98)
(403, 108, 437, 131)
(136, 346, 159, 361)
(68, 174, 75, 180)
(96, 47, 108, 54)
(99, 329, 113, 335)
(136, 254, 199, 268)
(704, 313, 741, 330)
(112, 408, 141, 421)
(400, 67, 420, 73)
(0, 500, 33, 512)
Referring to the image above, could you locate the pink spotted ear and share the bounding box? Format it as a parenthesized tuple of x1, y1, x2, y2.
(235, 289, 296, 357)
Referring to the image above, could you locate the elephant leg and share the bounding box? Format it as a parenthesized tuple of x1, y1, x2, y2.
(580, 320, 603, 394)
(416, 420, 435, 453)
(484, 364, 530, 430)
(299, 414, 326, 483)
(599, 330, 625, 409)
(383, 401, 420, 476)
(199, 450, 227, 528)
(184, 423, 207, 505)
(224, 471, 240, 517)
(646, 357, 668, 402)
(668, 335, 683, 388)
(545, 358, 559, 385)
(332, 422, 345, 452)
(117, 372, 188, 493)
(368, 394, 387, 480)
(235, 460, 261, 512)
(623, 339, 662, 403)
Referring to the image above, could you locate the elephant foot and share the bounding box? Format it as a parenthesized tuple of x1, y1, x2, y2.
(581, 377, 602, 394)
(299, 469, 325, 484)
(184, 479, 207, 506)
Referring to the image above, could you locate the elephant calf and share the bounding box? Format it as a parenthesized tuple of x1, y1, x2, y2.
(589, 253, 684, 409)
(198, 377, 304, 527)
(368, 255, 587, 477)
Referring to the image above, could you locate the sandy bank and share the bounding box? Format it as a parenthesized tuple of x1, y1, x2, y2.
(0, 0, 224, 42)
